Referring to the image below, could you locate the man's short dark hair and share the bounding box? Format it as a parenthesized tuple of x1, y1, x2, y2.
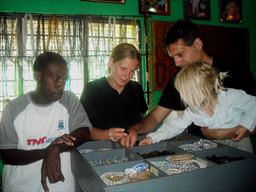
(33, 52, 67, 72)
(165, 19, 202, 47)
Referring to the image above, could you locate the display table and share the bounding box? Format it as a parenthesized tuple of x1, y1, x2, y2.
(71, 133, 256, 192)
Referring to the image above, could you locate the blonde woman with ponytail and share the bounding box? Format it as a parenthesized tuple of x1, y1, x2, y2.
(80, 43, 148, 142)
(140, 62, 256, 153)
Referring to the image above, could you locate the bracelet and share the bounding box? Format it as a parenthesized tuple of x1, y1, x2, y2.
(107, 130, 111, 139)
(107, 130, 118, 142)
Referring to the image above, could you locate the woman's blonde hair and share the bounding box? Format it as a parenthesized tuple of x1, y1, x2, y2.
(175, 61, 226, 112)
(108, 43, 140, 73)
(111, 43, 140, 63)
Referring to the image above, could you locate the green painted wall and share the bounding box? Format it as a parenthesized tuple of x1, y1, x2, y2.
(1, 0, 255, 107)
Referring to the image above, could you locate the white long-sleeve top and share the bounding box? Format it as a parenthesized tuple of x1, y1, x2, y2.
(148, 88, 256, 144)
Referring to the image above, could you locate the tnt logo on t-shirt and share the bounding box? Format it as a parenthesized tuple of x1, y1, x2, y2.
(57, 120, 64, 130)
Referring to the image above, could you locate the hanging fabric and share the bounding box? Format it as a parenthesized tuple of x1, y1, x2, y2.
(45, 16, 53, 51)
(36, 15, 41, 55)
(67, 16, 72, 56)
(2, 14, 10, 56)
(0, 14, 9, 100)
(53, 15, 61, 53)
(61, 16, 65, 55)
(9, 16, 17, 57)
(42, 16, 46, 52)
(119, 17, 127, 43)
(131, 17, 138, 46)
(108, 16, 116, 51)
(71, 16, 79, 57)
(22, 13, 35, 55)
(0, 13, 140, 117)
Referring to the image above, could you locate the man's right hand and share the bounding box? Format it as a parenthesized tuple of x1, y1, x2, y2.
(120, 128, 137, 148)
(120, 106, 171, 148)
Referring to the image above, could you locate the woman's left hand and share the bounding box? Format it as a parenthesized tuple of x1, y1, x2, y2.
(231, 126, 249, 141)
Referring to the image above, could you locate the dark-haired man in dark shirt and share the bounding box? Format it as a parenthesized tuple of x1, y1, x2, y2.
(121, 19, 256, 148)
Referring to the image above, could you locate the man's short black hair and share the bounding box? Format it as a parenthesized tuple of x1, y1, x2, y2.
(33, 52, 67, 72)
(165, 19, 203, 47)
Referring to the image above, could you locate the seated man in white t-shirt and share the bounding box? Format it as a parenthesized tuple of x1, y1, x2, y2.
(0, 52, 92, 192)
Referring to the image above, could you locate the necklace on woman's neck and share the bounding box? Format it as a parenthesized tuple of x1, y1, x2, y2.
(107, 76, 123, 94)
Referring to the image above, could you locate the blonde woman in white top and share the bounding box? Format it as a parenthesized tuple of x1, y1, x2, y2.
(139, 62, 256, 152)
